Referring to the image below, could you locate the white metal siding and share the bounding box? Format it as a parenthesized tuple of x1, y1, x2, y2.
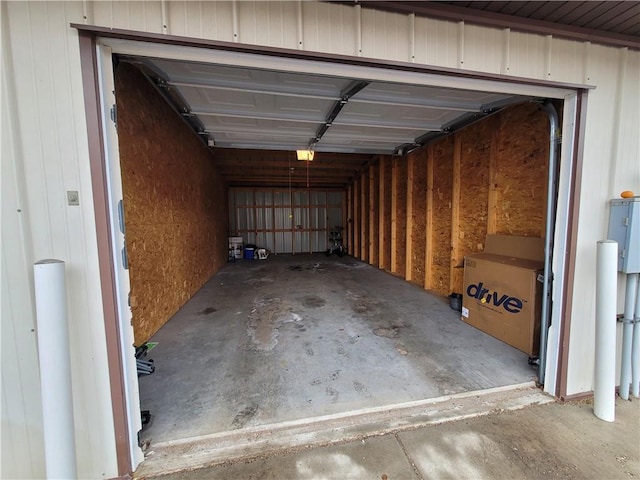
(2, 21, 45, 475)
(2, 1, 118, 478)
(414, 16, 460, 69)
(301, 2, 358, 56)
(2, 1, 639, 476)
(462, 24, 504, 74)
(566, 44, 640, 395)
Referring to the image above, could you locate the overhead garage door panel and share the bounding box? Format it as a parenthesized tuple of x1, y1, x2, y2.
(132, 56, 532, 156)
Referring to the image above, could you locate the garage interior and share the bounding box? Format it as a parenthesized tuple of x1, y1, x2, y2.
(112, 53, 556, 448)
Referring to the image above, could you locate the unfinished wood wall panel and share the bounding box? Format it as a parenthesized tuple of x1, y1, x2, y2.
(391, 159, 398, 272)
(115, 63, 228, 345)
(487, 117, 500, 235)
(405, 154, 415, 281)
(409, 150, 428, 288)
(424, 147, 434, 289)
(346, 103, 547, 299)
(369, 160, 379, 266)
(360, 169, 369, 261)
(378, 157, 387, 269)
(430, 137, 454, 296)
(452, 120, 493, 294)
(381, 157, 393, 271)
(347, 185, 354, 255)
(393, 157, 408, 278)
(494, 103, 549, 237)
(450, 137, 462, 295)
(353, 178, 360, 257)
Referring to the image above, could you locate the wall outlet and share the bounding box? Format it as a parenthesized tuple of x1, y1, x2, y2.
(67, 190, 79, 206)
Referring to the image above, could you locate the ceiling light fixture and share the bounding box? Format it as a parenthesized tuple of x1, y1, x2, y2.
(296, 150, 315, 161)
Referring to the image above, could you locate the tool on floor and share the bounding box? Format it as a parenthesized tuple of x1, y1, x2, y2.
(136, 343, 155, 376)
(136, 344, 155, 436)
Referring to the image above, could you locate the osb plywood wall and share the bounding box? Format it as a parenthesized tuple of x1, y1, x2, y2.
(348, 102, 550, 297)
(393, 157, 408, 279)
(408, 150, 428, 288)
(115, 63, 228, 345)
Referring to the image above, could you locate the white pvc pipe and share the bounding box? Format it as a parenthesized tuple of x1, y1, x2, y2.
(594, 241, 617, 422)
(33, 259, 77, 479)
(632, 278, 640, 397)
(620, 273, 638, 399)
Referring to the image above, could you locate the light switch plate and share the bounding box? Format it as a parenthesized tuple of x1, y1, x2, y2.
(67, 190, 79, 206)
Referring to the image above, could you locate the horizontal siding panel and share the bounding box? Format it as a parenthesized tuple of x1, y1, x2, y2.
(462, 23, 503, 74)
(507, 31, 547, 80)
(198, 1, 234, 42)
(302, 2, 357, 56)
(549, 37, 587, 84)
(91, 1, 163, 32)
(361, 7, 411, 62)
(238, 1, 298, 50)
(414, 16, 459, 68)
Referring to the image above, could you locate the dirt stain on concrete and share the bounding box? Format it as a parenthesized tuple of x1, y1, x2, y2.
(199, 306, 217, 315)
(247, 296, 298, 351)
(373, 326, 403, 338)
(231, 404, 259, 429)
(302, 295, 326, 308)
(287, 263, 323, 273)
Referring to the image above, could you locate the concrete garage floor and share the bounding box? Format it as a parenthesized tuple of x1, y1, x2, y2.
(138, 254, 536, 446)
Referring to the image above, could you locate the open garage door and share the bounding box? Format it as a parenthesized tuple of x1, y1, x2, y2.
(85, 29, 582, 473)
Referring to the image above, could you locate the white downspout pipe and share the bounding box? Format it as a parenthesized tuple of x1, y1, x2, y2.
(620, 273, 638, 399)
(33, 259, 77, 478)
(631, 276, 640, 397)
(594, 240, 617, 422)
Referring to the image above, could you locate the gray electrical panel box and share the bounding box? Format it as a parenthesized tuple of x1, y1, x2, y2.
(608, 197, 640, 273)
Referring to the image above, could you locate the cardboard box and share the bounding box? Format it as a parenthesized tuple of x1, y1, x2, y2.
(461, 235, 544, 356)
(228, 236, 243, 260)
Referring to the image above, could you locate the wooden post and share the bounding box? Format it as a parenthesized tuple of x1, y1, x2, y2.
(405, 153, 415, 282)
(425, 147, 434, 289)
(307, 188, 312, 254)
(449, 135, 462, 295)
(272, 188, 276, 253)
(342, 190, 347, 254)
(369, 162, 378, 266)
(360, 170, 368, 262)
(391, 157, 398, 274)
(354, 178, 360, 258)
(291, 189, 296, 255)
(347, 185, 353, 255)
(253, 189, 258, 248)
(487, 117, 500, 235)
(378, 157, 386, 269)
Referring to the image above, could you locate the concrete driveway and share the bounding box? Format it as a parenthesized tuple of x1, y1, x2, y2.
(137, 395, 639, 479)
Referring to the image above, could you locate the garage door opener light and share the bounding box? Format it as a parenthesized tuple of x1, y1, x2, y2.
(296, 150, 314, 161)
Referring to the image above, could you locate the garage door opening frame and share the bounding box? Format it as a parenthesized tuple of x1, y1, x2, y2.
(75, 25, 588, 476)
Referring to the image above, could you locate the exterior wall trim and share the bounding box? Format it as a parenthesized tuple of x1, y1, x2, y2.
(77, 31, 132, 476)
(71, 24, 594, 92)
(73, 23, 589, 469)
(556, 90, 589, 399)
